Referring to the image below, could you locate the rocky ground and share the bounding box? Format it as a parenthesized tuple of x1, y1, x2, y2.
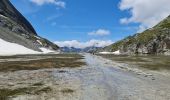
(0, 54, 170, 100)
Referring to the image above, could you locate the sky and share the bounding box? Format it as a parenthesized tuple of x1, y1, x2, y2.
(10, 0, 170, 48)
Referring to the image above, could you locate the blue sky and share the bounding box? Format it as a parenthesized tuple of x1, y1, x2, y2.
(10, 0, 170, 48)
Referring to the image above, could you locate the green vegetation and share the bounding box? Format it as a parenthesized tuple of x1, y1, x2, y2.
(136, 29, 158, 43)
(159, 22, 170, 28)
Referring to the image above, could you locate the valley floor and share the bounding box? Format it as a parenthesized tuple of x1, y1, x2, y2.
(0, 54, 170, 100)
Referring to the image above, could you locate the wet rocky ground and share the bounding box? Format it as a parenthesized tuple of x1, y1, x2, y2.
(0, 53, 170, 100)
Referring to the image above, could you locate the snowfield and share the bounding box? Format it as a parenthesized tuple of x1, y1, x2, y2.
(0, 38, 39, 55)
(0, 38, 58, 55)
(99, 50, 120, 55)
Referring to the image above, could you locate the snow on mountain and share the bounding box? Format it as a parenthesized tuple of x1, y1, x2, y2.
(0, 38, 39, 55)
(40, 48, 59, 54)
(99, 50, 120, 55)
(0, 38, 60, 55)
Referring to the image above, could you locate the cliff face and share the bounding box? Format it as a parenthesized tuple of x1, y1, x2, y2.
(100, 15, 170, 55)
(0, 0, 36, 35)
(0, 0, 59, 51)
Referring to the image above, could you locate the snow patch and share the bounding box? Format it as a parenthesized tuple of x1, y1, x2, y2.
(37, 40, 43, 45)
(40, 48, 59, 54)
(99, 50, 120, 55)
(34, 36, 41, 39)
(0, 38, 60, 55)
(0, 38, 39, 55)
(0, 14, 8, 19)
(113, 50, 120, 55)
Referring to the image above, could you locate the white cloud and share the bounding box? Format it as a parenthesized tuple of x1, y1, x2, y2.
(119, 0, 170, 32)
(54, 40, 113, 49)
(88, 29, 111, 36)
(30, 0, 65, 8)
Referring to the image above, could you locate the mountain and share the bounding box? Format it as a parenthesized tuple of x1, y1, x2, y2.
(60, 47, 82, 53)
(82, 47, 102, 53)
(99, 15, 170, 55)
(61, 46, 102, 53)
(0, 0, 59, 54)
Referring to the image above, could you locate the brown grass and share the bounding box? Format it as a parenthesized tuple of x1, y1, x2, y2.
(0, 86, 52, 100)
(0, 54, 86, 72)
(0, 87, 36, 100)
(61, 88, 74, 94)
(98, 54, 170, 70)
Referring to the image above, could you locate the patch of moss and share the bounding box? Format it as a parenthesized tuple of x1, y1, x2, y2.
(0, 54, 86, 72)
(35, 87, 52, 95)
(0, 87, 35, 100)
(0, 86, 54, 99)
(111, 40, 124, 51)
(32, 82, 44, 86)
(61, 88, 74, 94)
(136, 29, 159, 44)
(155, 18, 170, 29)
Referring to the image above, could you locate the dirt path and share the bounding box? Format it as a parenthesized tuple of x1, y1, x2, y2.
(52, 54, 170, 100)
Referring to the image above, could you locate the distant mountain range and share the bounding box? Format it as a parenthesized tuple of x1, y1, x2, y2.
(60, 47, 82, 53)
(61, 46, 101, 53)
(0, 0, 59, 55)
(98, 15, 170, 55)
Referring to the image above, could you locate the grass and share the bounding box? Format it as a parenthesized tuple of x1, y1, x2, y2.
(0, 87, 35, 100)
(0, 54, 86, 72)
(35, 87, 52, 95)
(0, 86, 52, 99)
(32, 82, 44, 86)
(98, 54, 170, 70)
(0, 54, 83, 59)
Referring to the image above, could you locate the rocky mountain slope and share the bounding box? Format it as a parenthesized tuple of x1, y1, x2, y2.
(0, 0, 59, 53)
(99, 15, 170, 55)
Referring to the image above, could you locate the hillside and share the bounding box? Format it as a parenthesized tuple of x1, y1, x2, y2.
(0, 0, 59, 54)
(100, 15, 170, 55)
